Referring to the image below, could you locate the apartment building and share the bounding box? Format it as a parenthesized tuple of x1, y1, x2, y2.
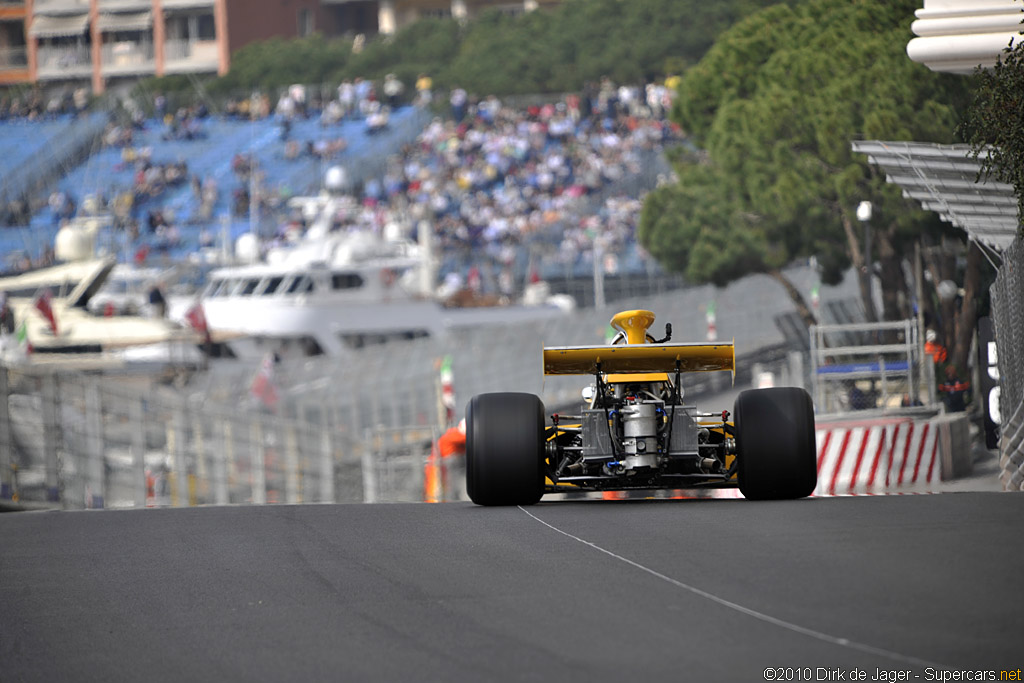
(0, 0, 557, 92)
(0, 1, 29, 85)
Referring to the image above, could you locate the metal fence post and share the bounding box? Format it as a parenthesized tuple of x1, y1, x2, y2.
(41, 373, 60, 505)
(169, 399, 188, 506)
(319, 409, 335, 504)
(192, 409, 208, 504)
(0, 366, 11, 501)
(86, 381, 105, 509)
(130, 399, 146, 508)
(215, 418, 230, 506)
(251, 418, 266, 505)
(284, 419, 299, 504)
(361, 428, 377, 503)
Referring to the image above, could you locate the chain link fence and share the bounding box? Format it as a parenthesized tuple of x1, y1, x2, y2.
(0, 362, 444, 510)
(991, 235, 1024, 491)
(0, 256, 866, 510)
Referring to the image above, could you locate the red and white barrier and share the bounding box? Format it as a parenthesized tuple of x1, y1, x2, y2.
(815, 417, 940, 495)
(888, 419, 941, 489)
(603, 415, 944, 500)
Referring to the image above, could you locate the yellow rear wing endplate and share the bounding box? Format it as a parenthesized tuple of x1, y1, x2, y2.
(543, 342, 735, 376)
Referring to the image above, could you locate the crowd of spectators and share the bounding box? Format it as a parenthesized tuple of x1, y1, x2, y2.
(0, 86, 90, 121)
(248, 77, 680, 297)
(3, 74, 681, 299)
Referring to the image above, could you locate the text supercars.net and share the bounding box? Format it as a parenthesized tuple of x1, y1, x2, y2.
(762, 667, 1022, 681)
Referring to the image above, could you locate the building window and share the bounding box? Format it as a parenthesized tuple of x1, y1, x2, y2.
(331, 272, 363, 290)
(298, 9, 314, 37)
(421, 8, 452, 19)
(197, 14, 215, 40)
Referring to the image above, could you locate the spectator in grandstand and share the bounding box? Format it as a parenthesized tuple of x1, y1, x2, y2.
(365, 103, 389, 134)
(6, 198, 30, 226)
(337, 80, 356, 118)
(415, 73, 433, 106)
(354, 78, 373, 117)
(450, 87, 468, 123)
(48, 189, 75, 227)
(199, 225, 215, 249)
(383, 73, 405, 109)
(320, 100, 343, 127)
(288, 84, 308, 118)
(73, 87, 89, 116)
(276, 91, 297, 121)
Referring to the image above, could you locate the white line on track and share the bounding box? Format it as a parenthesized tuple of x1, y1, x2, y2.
(519, 506, 943, 669)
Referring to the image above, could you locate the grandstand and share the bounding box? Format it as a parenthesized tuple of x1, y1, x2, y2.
(1, 91, 677, 297)
(0, 105, 429, 268)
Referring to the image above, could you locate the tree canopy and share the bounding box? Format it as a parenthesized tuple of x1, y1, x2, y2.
(638, 0, 972, 326)
(959, 34, 1024, 228)
(154, 0, 780, 97)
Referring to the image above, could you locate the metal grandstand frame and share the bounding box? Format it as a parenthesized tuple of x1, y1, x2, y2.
(851, 140, 1020, 252)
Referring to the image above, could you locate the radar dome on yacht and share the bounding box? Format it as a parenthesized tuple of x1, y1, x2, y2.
(235, 233, 260, 263)
(54, 219, 100, 262)
(324, 166, 348, 194)
(383, 221, 403, 243)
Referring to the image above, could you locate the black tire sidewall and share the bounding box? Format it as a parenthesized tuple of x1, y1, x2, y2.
(466, 392, 545, 506)
(735, 387, 817, 500)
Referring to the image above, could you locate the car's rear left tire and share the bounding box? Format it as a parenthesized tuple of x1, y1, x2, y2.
(466, 392, 545, 506)
(735, 387, 817, 500)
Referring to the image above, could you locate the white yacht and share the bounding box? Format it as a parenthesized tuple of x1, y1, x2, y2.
(194, 195, 575, 359)
(0, 219, 206, 368)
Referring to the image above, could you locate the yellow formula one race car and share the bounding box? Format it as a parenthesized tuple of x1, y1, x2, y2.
(466, 310, 817, 506)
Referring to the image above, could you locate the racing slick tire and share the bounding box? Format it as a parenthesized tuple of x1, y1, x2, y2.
(734, 387, 817, 500)
(466, 392, 545, 506)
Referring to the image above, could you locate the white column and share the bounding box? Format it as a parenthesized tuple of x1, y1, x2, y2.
(378, 0, 397, 35)
(451, 0, 468, 22)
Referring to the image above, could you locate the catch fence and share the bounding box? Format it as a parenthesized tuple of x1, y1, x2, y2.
(990, 235, 1024, 491)
(0, 363, 447, 509)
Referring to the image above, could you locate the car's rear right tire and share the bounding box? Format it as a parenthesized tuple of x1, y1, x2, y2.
(466, 392, 545, 506)
(735, 387, 817, 500)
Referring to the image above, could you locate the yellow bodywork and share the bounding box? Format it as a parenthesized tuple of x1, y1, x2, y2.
(545, 309, 734, 377)
(610, 309, 657, 344)
(540, 310, 739, 490)
(543, 342, 734, 376)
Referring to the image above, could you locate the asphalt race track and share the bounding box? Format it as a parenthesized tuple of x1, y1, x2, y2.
(2, 493, 1021, 682)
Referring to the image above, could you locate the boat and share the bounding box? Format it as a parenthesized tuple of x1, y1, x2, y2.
(0, 218, 209, 369)
(191, 194, 576, 360)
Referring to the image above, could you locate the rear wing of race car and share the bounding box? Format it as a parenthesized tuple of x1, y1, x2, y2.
(543, 342, 735, 377)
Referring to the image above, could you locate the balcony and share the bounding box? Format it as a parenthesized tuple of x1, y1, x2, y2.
(36, 43, 91, 80)
(32, 0, 90, 15)
(0, 46, 27, 69)
(161, 0, 215, 8)
(99, 39, 154, 76)
(163, 37, 218, 74)
(97, 0, 152, 9)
